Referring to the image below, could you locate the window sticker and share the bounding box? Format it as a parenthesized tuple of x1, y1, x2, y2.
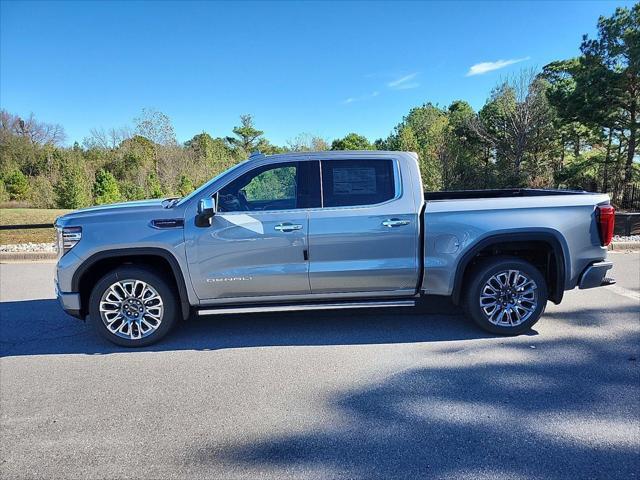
(333, 167, 377, 195)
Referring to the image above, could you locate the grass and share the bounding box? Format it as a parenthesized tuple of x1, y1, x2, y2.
(0, 208, 71, 245)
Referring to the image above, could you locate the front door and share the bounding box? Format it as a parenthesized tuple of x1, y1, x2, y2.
(187, 161, 321, 301)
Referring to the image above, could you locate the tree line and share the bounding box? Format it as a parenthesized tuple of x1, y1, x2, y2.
(0, 5, 637, 210)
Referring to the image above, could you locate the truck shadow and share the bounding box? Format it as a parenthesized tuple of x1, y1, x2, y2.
(0, 297, 498, 357)
(187, 331, 640, 479)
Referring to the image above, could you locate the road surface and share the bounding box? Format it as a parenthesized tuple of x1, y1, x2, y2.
(1, 253, 639, 479)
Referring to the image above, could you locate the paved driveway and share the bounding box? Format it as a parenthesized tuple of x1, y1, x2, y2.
(1, 253, 639, 479)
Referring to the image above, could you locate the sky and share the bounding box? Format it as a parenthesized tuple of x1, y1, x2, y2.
(0, 0, 635, 146)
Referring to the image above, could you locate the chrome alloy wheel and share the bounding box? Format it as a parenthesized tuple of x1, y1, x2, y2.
(99, 279, 164, 340)
(479, 269, 538, 327)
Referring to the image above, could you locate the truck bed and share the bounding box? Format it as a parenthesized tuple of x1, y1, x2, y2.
(424, 188, 589, 201)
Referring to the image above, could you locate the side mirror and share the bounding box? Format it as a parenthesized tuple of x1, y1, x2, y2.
(196, 197, 216, 227)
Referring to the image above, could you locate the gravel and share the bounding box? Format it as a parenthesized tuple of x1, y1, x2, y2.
(613, 235, 640, 242)
(0, 242, 56, 253)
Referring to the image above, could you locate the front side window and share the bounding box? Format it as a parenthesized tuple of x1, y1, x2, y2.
(217, 161, 320, 212)
(321, 159, 395, 207)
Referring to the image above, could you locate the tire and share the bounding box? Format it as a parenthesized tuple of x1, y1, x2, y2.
(464, 257, 548, 335)
(89, 266, 178, 347)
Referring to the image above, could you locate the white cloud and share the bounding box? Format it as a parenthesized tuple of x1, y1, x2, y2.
(466, 57, 530, 76)
(388, 72, 420, 89)
(342, 91, 380, 104)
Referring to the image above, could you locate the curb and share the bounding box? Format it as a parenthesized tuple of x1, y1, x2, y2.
(609, 242, 640, 251)
(0, 251, 57, 262)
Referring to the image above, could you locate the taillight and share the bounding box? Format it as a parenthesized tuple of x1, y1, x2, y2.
(596, 205, 615, 246)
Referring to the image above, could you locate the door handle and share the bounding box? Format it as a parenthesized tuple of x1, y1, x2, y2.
(274, 223, 303, 232)
(382, 219, 410, 228)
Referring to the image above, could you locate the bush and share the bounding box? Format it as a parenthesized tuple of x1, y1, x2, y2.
(27, 175, 56, 208)
(93, 169, 122, 205)
(0, 179, 9, 203)
(120, 181, 147, 201)
(146, 172, 164, 198)
(55, 161, 91, 209)
(5, 170, 29, 200)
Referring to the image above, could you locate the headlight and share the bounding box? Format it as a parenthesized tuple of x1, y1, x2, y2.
(57, 226, 82, 256)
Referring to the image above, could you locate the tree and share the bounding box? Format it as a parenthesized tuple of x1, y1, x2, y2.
(226, 114, 264, 153)
(4, 170, 29, 200)
(177, 175, 194, 196)
(55, 160, 90, 209)
(330, 133, 374, 151)
(0, 110, 66, 146)
(471, 71, 556, 187)
(581, 5, 639, 187)
(134, 108, 176, 146)
(542, 4, 639, 195)
(27, 175, 56, 208)
(384, 103, 447, 190)
(146, 172, 164, 198)
(93, 169, 122, 204)
(286, 133, 329, 151)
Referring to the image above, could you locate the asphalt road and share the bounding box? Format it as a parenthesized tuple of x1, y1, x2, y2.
(1, 253, 639, 480)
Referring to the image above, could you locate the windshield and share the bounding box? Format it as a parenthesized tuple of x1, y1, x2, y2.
(176, 159, 251, 207)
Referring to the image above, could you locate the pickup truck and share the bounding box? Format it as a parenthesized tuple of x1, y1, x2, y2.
(54, 150, 616, 346)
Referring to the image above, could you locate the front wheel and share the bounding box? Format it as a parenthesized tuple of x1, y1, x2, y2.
(89, 266, 178, 347)
(464, 257, 548, 335)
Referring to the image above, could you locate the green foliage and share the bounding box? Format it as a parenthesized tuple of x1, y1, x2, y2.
(226, 114, 264, 154)
(243, 166, 296, 201)
(120, 181, 146, 201)
(5, 170, 29, 200)
(93, 169, 122, 205)
(542, 3, 639, 196)
(55, 160, 90, 209)
(0, 179, 9, 203)
(331, 133, 374, 151)
(146, 172, 164, 198)
(27, 175, 56, 208)
(177, 175, 194, 196)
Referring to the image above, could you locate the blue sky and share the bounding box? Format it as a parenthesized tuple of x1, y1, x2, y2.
(0, 1, 634, 146)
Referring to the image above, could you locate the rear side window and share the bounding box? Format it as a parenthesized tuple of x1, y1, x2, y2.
(321, 159, 395, 207)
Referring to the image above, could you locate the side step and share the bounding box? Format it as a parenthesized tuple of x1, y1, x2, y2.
(197, 299, 416, 316)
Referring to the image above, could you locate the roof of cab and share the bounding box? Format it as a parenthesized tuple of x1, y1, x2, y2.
(249, 150, 417, 161)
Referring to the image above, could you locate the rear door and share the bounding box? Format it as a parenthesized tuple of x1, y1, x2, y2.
(307, 158, 419, 294)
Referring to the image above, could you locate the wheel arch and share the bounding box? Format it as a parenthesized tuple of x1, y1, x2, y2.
(451, 231, 568, 306)
(72, 247, 191, 320)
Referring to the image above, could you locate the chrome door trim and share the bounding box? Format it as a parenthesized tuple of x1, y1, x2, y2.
(198, 288, 418, 306)
(197, 299, 416, 316)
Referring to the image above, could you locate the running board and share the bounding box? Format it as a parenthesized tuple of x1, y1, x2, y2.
(197, 299, 416, 316)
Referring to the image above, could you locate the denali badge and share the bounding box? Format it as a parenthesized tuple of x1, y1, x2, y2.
(206, 276, 253, 283)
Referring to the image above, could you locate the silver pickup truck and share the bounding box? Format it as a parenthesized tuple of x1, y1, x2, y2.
(54, 150, 616, 346)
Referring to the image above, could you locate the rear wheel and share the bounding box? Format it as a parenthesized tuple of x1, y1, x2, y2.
(464, 257, 548, 335)
(89, 266, 178, 347)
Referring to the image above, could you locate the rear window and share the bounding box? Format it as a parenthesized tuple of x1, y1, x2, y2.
(321, 160, 395, 207)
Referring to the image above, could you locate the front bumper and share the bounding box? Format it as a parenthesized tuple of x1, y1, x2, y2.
(55, 282, 83, 319)
(578, 261, 614, 289)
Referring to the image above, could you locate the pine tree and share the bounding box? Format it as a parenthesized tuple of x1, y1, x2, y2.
(4, 170, 29, 200)
(55, 161, 90, 209)
(93, 169, 121, 205)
